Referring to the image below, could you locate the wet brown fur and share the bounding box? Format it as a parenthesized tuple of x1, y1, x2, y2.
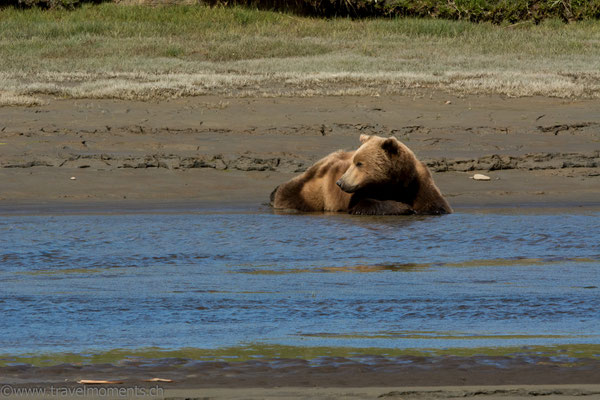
(271, 135, 452, 215)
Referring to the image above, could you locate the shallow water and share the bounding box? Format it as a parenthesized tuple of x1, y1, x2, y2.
(1, 208, 599, 362)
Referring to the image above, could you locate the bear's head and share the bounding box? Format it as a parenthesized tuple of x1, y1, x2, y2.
(336, 134, 418, 193)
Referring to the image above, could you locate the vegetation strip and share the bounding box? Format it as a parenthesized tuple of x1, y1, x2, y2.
(7, 0, 600, 23)
(2, 343, 600, 366)
(1, 4, 600, 103)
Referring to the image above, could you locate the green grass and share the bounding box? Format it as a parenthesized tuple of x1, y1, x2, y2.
(0, 4, 599, 102)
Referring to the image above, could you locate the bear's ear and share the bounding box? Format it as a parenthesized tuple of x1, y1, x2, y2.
(381, 138, 399, 155)
(359, 134, 371, 144)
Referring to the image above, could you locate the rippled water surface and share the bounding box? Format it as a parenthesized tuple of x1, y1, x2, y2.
(1, 209, 599, 359)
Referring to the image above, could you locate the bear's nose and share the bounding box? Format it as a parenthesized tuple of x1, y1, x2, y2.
(336, 180, 342, 188)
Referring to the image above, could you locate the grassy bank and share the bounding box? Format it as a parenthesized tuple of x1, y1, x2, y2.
(0, 4, 599, 104)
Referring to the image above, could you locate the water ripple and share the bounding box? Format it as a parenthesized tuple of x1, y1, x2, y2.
(0, 211, 598, 356)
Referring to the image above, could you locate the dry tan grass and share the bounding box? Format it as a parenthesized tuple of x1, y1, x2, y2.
(2, 70, 598, 101)
(1, 5, 599, 104)
(0, 91, 46, 107)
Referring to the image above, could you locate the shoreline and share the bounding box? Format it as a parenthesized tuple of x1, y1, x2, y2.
(2, 385, 600, 400)
(3, 343, 600, 394)
(3, 353, 600, 387)
(1, 94, 599, 213)
(1, 198, 600, 216)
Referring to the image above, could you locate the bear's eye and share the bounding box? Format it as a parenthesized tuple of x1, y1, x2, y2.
(356, 162, 363, 167)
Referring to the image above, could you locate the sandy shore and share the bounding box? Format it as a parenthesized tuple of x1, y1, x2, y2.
(173, 385, 600, 399)
(1, 92, 599, 212)
(2, 385, 600, 400)
(2, 354, 600, 398)
(3, 353, 600, 386)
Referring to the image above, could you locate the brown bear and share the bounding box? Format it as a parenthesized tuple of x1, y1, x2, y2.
(271, 134, 452, 215)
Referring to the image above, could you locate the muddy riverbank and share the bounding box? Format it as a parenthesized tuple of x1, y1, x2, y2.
(1, 93, 599, 210)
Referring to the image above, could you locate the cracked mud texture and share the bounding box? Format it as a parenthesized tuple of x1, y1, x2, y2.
(0, 92, 599, 209)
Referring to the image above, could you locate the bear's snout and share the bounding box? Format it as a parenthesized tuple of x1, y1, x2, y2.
(336, 178, 358, 193)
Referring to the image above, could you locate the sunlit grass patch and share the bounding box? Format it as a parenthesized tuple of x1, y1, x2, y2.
(0, 91, 45, 107)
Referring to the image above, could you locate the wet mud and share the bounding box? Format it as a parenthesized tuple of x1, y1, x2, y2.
(3, 353, 600, 387)
(0, 93, 599, 207)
